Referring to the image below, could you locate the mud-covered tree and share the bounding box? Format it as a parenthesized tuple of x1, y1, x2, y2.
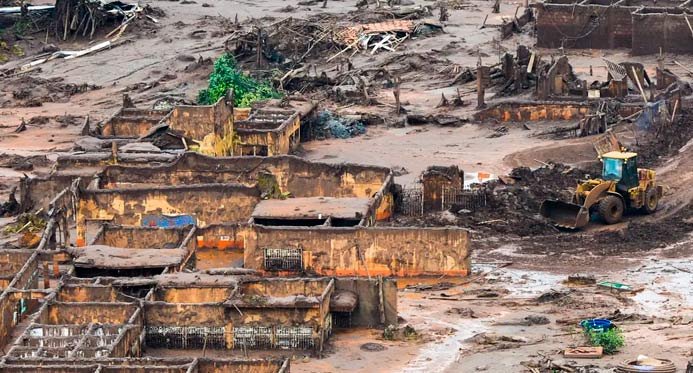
(198, 53, 281, 107)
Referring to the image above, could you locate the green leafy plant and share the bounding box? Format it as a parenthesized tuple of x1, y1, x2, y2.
(585, 327, 624, 354)
(198, 53, 281, 107)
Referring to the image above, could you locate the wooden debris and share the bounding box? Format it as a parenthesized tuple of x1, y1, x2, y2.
(15, 118, 27, 133)
(564, 346, 603, 359)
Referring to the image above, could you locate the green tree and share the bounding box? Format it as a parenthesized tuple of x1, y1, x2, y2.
(198, 54, 281, 107)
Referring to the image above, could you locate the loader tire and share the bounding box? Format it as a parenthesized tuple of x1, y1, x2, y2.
(641, 187, 659, 214)
(598, 195, 624, 224)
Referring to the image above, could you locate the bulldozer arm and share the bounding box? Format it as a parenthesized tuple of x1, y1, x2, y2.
(540, 181, 613, 229)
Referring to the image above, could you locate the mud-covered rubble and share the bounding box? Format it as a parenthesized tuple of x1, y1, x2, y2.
(387, 162, 597, 236)
(0, 153, 51, 171)
(1, 75, 100, 107)
(516, 203, 693, 257)
(636, 108, 693, 166)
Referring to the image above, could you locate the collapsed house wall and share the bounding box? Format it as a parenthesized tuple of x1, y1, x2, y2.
(18, 152, 177, 213)
(421, 166, 464, 212)
(44, 302, 138, 325)
(475, 101, 590, 122)
(536, 0, 635, 49)
(91, 225, 195, 250)
(76, 184, 260, 246)
(57, 284, 121, 302)
(474, 101, 643, 122)
(0, 250, 34, 290)
(631, 8, 693, 55)
(99, 108, 171, 138)
(244, 226, 470, 277)
(148, 224, 472, 277)
(235, 110, 301, 156)
(165, 95, 233, 141)
(19, 174, 90, 213)
(535, 0, 693, 54)
(98, 153, 392, 199)
(144, 279, 333, 351)
(56, 153, 177, 172)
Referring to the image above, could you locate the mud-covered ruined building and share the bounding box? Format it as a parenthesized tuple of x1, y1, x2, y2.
(64, 153, 470, 277)
(88, 94, 315, 156)
(1, 149, 470, 370)
(535, 0, 693, 55)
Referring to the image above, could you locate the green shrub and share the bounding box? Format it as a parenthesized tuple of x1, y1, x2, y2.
(197, 54, 281, 107)
(585, 327, 624, 354)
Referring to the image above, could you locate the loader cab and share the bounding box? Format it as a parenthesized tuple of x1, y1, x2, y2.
(601, 151, 639, 190)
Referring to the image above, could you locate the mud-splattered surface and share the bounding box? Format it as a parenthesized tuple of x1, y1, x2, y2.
(1, 0, 693, 371)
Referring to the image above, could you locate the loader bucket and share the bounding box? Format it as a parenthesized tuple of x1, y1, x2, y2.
(540, 200, 590, 229)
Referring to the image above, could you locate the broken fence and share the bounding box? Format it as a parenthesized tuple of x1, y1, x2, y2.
(399, 186, 487, 216)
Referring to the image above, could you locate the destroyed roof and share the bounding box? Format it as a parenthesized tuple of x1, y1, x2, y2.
(603, 58, 627, 81)
(251, 197, 371, 220)
(336, 19, 441, 45)
(69, 246, 186, 269)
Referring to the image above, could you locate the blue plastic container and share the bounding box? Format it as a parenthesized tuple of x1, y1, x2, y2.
(580, 318, 613, 332)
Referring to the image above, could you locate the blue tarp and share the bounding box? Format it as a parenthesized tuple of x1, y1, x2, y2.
(142, 214, 196, 228)
(635, 100, 664, 132)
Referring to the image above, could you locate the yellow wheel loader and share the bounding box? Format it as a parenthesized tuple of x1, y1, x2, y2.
(540, 151, 663, 229)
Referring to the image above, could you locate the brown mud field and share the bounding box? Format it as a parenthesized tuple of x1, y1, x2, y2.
(1, 0, 692, 371)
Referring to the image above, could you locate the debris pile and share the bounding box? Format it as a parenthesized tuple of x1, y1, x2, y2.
(53, 0, 157, 40)
(2, 76, 100, 107)
(0, 153, 50, 171)
(386, 162, 596, 236)
(333, 19, 442, 57)
(636, 108, 693, 166)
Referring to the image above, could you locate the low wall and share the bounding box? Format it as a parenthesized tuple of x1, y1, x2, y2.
(475, 101, 590, 122)
(44, 302, 138, 325)
(91, 225, 195, 250)
(0, 358, 289, 373)
(99, 108, 170, 138)
(474, 101, 642, 122)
